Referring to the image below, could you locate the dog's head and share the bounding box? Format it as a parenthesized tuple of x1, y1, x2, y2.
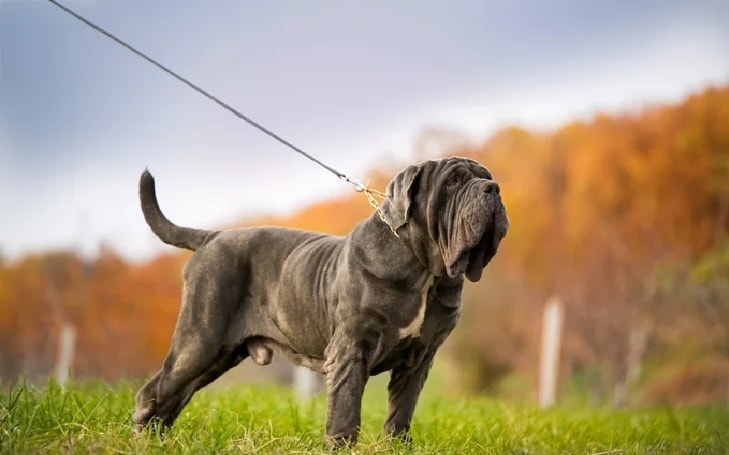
(381, 157, 509, 282)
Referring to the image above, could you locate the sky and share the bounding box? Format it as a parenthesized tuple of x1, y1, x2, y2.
(1, 0, 728, 261)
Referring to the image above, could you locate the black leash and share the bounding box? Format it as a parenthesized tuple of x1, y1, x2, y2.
(46, 0, 373, 193)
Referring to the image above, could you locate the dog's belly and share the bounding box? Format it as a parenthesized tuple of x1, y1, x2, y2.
(250, 233, 344, 359)
(236, 285, 332, 363)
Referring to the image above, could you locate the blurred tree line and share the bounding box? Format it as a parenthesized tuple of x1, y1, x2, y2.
(1, 84, 727, 406)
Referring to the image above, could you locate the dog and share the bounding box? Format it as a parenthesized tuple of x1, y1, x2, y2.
(132, 156, 508, 448)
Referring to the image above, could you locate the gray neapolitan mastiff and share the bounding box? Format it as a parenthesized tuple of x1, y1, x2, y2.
(132, 156, 509, 447)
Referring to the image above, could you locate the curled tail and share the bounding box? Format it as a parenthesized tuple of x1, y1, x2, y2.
(139, 170, 217, 251)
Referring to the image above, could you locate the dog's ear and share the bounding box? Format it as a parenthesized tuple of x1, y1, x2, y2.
(381, 164, 423, 231)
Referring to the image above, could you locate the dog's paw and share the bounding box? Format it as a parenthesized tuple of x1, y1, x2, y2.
(323, 432, 358, 450)
(383, 423, 413, 444)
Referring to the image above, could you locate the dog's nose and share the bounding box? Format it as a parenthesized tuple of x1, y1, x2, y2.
(484, 181, 500, 194)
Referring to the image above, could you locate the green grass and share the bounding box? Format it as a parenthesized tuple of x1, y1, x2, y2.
(1, 378, 727, 454)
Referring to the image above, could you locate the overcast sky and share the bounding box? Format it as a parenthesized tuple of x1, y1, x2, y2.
(1, 0, 728, 261)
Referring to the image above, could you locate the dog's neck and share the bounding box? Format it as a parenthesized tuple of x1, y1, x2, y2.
(361, 211, 446, 279)
(363, 213, 465, 310)
(402, 224, 447, 278)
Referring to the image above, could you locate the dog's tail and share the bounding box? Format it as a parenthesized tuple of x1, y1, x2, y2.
(139, 169, 217, 251)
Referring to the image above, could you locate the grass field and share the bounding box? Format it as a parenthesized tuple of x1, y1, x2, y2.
(1, 375, 727, 454)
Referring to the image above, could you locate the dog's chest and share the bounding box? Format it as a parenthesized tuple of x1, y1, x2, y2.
(398, 274, 435, 339)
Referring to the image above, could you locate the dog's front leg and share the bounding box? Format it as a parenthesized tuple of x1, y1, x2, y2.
(322, 332, 368, 449)
(382, 349, 436, 441)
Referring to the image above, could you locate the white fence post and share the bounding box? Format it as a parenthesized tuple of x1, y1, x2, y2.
(293, 366, 319, 401)
(55, 324, 76, 386)
(539, 296, 563, 408)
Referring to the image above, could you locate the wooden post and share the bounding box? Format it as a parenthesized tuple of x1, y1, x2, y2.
(539, 296, 563, 407)
(293, 366, 319, 401)
(55, 324, 76, 386)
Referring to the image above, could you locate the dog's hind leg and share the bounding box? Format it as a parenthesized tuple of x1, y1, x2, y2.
(163, 344, 249, 424)
(133, 335, 225, 431)
(133, 255, 241, 431)
(135, 349, 247, 432)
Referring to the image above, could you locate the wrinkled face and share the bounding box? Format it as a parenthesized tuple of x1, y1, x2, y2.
(383, 157, 509, 282)
(429, 158, 509, 281)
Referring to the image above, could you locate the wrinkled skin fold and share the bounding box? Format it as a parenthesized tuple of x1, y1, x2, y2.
(132, 157, 508, 448)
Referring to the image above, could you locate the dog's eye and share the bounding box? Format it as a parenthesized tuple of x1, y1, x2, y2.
(446, 177, 459, 188)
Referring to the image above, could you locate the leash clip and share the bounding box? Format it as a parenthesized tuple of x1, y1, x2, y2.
(344, 176, 399, 237)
